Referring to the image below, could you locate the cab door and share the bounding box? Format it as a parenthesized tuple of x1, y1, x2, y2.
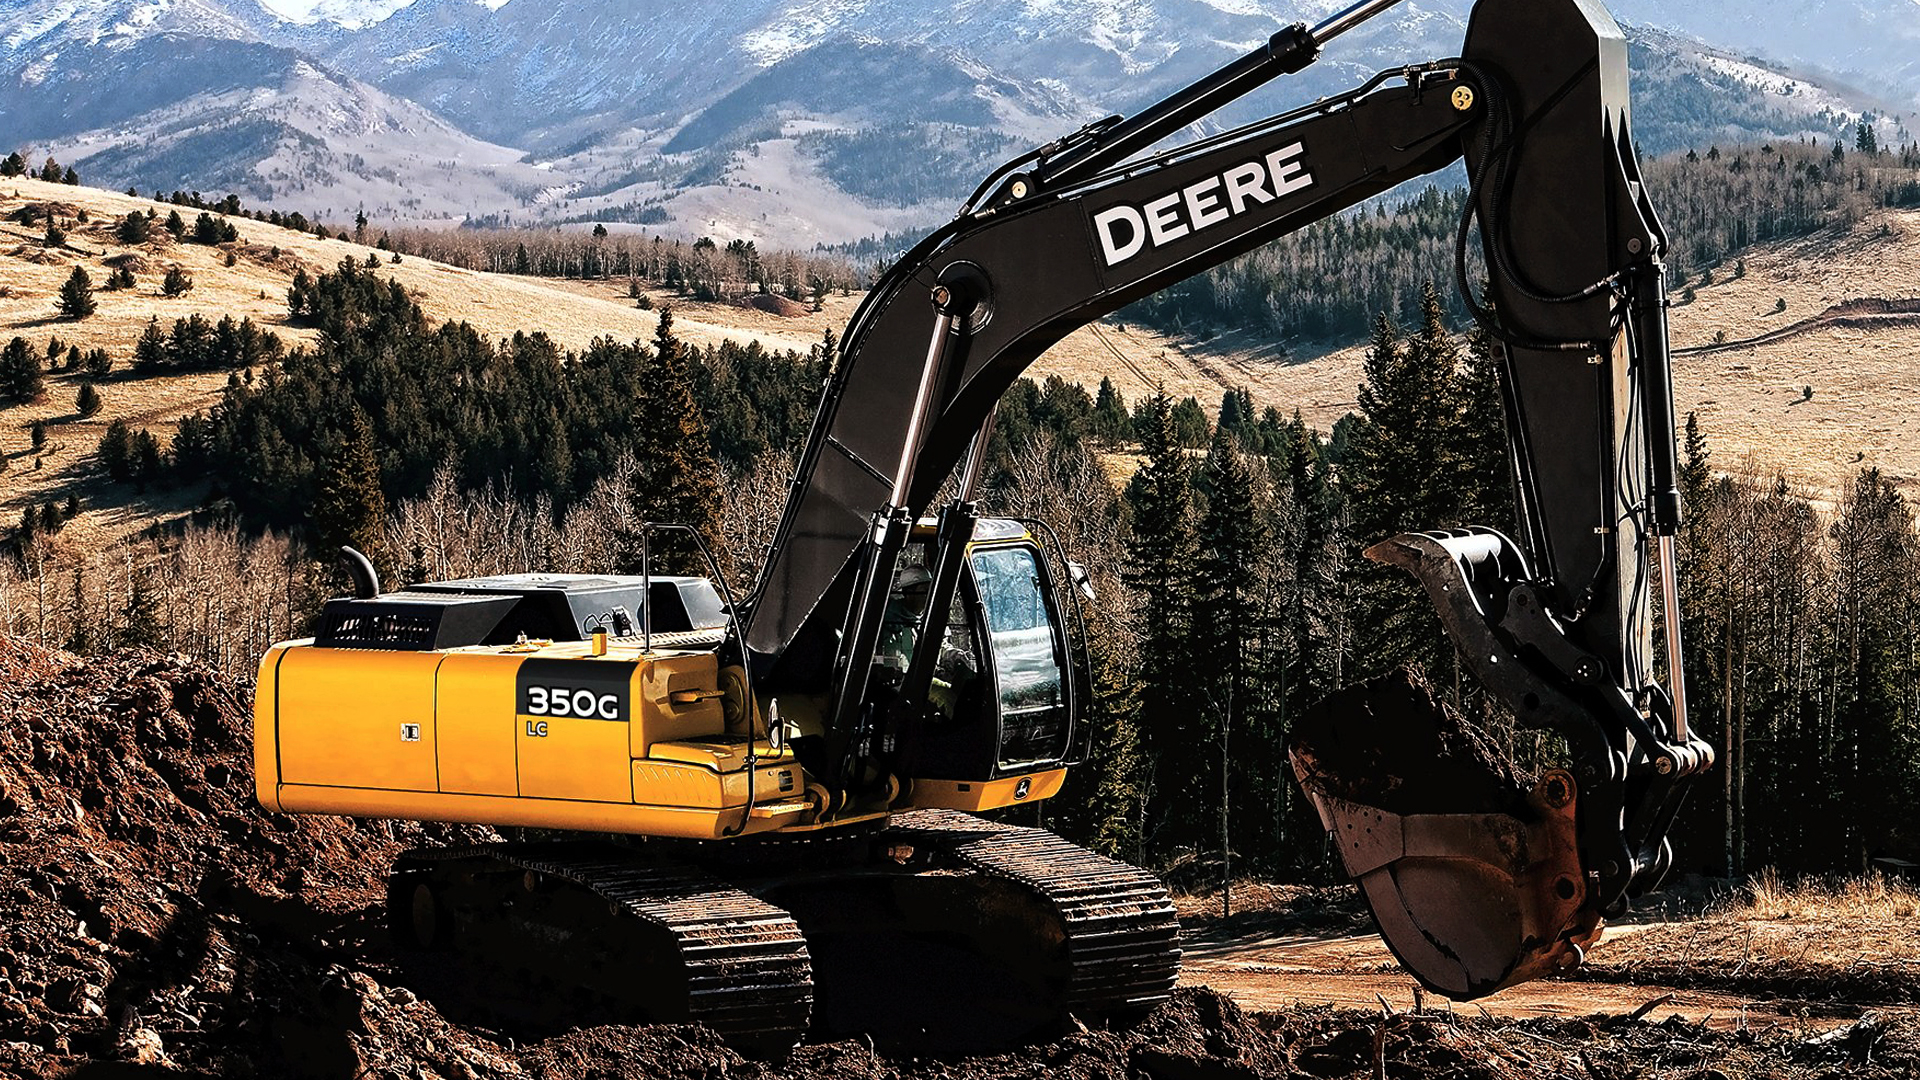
(968, 544, 1074, 772)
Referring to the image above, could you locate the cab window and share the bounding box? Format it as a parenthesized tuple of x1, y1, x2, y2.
(969, 546, 1067, 761)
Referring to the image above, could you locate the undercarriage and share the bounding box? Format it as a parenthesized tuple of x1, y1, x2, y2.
(388, 810, 1180, 1055)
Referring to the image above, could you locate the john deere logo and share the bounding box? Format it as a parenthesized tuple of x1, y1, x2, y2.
(1014, 777, 1032, 800)
(1090, 141, 1316, 268)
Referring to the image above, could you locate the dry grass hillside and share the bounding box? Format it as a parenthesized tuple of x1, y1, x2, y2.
(0, 177, 866, 546)
(5, 175, 1920, 551)
(1029, 209, 1920, 495)
(0, 177, 1206, 546)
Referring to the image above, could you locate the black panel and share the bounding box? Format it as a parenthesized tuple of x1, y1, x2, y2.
(411, 573, 726, 642)
(515, 658, 639, 722)
(316, 574, 728, 651)
(315, 592, 520, 651)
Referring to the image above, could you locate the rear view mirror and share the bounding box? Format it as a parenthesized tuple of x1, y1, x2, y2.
(1068, 561, 1095, 602)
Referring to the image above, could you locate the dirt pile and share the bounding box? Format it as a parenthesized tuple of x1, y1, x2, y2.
(1287, 665, 1530, 816)
(741, 294, 811, 317)
(0, 638, 494, 1078)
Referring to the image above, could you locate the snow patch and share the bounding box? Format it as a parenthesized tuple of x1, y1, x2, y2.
(739, 0, 873, 67)
(1697, 53, 1858, 116)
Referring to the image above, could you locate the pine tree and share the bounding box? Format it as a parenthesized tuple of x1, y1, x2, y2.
(75, 382, 101, 418)
(1341, 284, 1468, 679)
(1679, 411, 1711, 508)
(1454, 296, 1513, 527)
(1091, 377, 1131, 443)
(99, 420, 134, 481)
(1082, 654, 1148, 862)
(129, 430, 161, 488)
(1191, 424, 1272, 892)
(121, 567, 164, 649)
(1, 336, 42, 404)
(312, 410, 389, 574)
(117, 212, 151, 247)
(1830, 470, 1919, 850)
(619, 307, 724, 571)
(1170, 395, 1211, 448)
(1122, 387, 1199, 857)
(56, 265, 96, 319)
(0, 152, 25, 177)
(133, 317, 168, 370)
(161, 266, 193, 297)
(43, 219, 65, 248)
(61, 166, 77, 185)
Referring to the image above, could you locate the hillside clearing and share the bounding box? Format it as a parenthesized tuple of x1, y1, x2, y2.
(7, 179, 1920, 550)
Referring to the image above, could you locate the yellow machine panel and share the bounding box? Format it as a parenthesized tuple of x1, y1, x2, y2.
(907, 769, 1066, 812)
(258, 636, 817, 835)
(518, 714, 634, 802)
(436, 653, 521, 796)
(273, 647, 442, 792)
(632, 652, 730, 754)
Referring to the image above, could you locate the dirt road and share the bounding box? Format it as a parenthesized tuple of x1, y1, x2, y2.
(1182, 923, 1874, 1031)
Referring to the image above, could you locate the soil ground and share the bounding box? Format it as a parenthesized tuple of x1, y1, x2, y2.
(1176, 874, 1920, 1036)
(2, 636, 1916, 1079)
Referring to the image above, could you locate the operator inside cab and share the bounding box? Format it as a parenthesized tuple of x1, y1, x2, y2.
(877, 558, 979, 719)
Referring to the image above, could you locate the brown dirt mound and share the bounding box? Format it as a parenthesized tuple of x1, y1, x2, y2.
(10, 202, 80, 223)
(235, 242, 311, 274)
(102, 252, 151, 273)
(741, 293, 810, 317)
(1288, 665, 1531, 816)
(0, 637, 494, 1077)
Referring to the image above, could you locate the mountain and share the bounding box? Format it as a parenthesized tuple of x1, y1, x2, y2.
(1, 0, 282, 55)
(3, 0, 1911, 244)
(1610, 0, 1920, 104)
(1, 0, 555, 223)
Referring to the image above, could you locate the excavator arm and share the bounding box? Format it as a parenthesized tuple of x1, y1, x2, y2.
(738, 0, 1712, 998)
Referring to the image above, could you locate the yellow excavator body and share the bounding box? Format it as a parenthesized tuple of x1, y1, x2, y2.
(255, 635, 1065, 839)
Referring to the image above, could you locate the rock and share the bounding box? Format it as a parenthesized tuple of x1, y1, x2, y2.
(122, 1026, 166, 1065)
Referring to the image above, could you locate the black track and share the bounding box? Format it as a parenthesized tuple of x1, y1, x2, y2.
(389, 813, 1179, 1054)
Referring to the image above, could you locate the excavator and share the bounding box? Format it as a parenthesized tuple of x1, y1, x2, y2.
(253, 0, 1712, 1053)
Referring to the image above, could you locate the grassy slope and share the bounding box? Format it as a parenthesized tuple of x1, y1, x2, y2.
(1029, 209, 1920, 496)
(5, 175, 1919, 553)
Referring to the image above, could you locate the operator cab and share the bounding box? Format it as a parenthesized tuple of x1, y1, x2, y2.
(882, 520, 1085, 784)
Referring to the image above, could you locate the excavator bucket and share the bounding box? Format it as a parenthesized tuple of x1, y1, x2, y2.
(1288, 531, 1604, 998)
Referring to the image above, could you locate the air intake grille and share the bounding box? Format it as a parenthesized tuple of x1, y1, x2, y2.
(318, 611, 440, 649)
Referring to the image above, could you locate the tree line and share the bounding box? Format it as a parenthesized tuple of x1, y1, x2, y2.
(373, 228, 863, 305)
(1675, 425, 1920, 875)
(8, 133, 1920, 884)
(4, 273, 1915, 885)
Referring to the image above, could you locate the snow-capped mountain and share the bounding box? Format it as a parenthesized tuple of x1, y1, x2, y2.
(3, 0, 1913, 244)
(256, 0, 420, 29)
(1611, 0, 1920, 101)
(2, 0, 281, 57)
